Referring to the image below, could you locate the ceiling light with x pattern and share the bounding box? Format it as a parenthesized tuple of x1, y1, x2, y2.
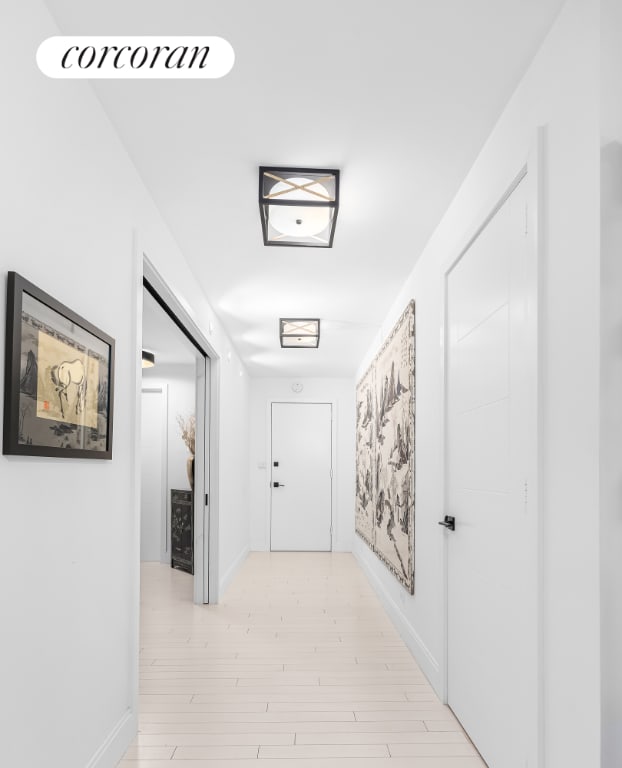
(259, 166, 339, 247)
(279, 318, 320, 348)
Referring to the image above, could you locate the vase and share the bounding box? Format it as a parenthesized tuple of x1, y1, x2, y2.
(186, 455, 195, 491)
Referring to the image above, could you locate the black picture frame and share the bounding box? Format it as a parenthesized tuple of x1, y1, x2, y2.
(3, 272, 115, 459)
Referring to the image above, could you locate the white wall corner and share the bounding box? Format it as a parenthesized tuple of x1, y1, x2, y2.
(354, 548, 441, 697)
(219, 545, 250, 597)
(333, 542, 353, 552)
(85, 708, 136, 768)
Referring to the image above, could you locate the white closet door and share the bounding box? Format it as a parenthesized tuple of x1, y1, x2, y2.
(446, 174, 538, 767)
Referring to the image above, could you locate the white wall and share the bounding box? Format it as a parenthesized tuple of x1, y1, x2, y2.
(354, 1, 600, 766)
(218, 357, 251, 593)
(249, 378, 355, 553)
(140, 388, 167, 561)
(0, 3, 250, 766)
(151, 364, 197, 494)
(600, 0, 622, 764)
(142, 364, 196, 563)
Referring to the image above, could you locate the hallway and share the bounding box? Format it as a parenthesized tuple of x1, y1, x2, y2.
(119, 554, 484, 766)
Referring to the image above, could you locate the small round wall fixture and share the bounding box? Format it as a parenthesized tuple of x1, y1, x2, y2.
(142, 350, 155, 368)
(291, 382, 304, 393)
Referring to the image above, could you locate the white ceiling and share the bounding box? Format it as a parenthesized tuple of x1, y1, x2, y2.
(45, 0, 565, 378)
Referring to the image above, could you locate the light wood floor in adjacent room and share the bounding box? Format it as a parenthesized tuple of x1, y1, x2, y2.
(118, 553, 485, 767)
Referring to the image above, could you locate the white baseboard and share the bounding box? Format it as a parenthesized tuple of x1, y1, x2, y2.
(86, 708, 136, 768)
(354, 547, 442, 697)
(219, 545, 249, 597)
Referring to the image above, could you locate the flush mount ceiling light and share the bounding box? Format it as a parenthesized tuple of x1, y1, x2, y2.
(141, 350, 155, 368)
(259, 166, 339, 247)
(279, 318, 320, 348)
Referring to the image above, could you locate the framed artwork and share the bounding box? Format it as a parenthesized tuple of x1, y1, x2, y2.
(355, 300, 415, 593)
(3, 272, 115, 459)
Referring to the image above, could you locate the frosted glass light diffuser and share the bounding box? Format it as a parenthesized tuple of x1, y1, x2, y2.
(259, 167, 339, 247)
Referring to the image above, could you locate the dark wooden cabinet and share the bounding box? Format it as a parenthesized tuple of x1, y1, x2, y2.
(171, 489, 193, 574)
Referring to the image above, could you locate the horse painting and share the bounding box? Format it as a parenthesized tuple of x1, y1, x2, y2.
(50, 359, 87, 420)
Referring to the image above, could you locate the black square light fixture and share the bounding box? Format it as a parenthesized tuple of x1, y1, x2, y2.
(259, 166, 339, 247)
(279, 318, 320, 348)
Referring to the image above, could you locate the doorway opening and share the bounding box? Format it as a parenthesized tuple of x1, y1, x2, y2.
(141, 285, 204, 599)
(139, 257, 219, 606)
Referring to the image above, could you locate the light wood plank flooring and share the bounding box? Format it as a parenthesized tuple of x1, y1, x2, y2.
(118, 552, 485, 767)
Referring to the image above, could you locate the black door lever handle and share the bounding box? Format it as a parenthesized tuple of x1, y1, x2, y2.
(438, 515, 455, 531)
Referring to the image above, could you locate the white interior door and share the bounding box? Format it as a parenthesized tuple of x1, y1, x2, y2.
(270, 402, 332, 551)
(445, 173, 538, 767)
(141, 387, 167, 562)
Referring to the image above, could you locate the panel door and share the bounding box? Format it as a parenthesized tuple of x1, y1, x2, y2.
(270, 402, 332, 551)
(446, 175, 538, 767)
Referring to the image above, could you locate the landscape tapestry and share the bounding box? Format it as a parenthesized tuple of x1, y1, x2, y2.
(355, 300, 415, 593)
(355, 362, 375, 547)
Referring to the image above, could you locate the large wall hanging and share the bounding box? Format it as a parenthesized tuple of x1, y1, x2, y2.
(3, 271, 115, 459)
(356, 300, 415, 592)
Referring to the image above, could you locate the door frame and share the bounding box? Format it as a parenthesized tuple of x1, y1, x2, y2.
(265, 399, 336, 551)
(134, 249, 221, 606)
(439, 131, 544, 765)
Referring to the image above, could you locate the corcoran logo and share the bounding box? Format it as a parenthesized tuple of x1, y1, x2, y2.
(37, 36, 234, 79)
